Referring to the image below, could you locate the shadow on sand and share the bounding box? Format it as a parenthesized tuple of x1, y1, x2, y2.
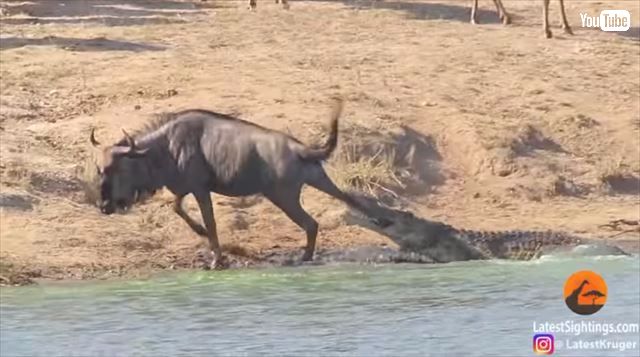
(616, 26, 639, 41)
(308, 0, 502, 24)
(0, 36, 165, 52)
(0, 0, 211, 27)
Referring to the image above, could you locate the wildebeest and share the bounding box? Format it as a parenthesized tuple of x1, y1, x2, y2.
(90, 99, 390, 268)
(248, 0, 289, 10)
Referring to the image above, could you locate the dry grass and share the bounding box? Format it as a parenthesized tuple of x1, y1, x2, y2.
(597, 155, 629, 183)
(1, 161, 30, 188)
(594, 155, 640, 195)
(310, 118, 410, 201)
(328, 142, 404, 200)
(76, 155, 100, 205)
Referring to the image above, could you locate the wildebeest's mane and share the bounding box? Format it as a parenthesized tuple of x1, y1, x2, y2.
(113, 111, 177, 146)
(115, 109, 305, 146)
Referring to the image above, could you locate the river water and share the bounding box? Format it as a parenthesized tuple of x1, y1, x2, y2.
(1, 255, 639, 356)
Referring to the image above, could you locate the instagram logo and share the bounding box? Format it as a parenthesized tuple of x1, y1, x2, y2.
(533, 334, 555, 355)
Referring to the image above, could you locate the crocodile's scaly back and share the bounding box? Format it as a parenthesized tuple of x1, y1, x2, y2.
(456, 229, 583, 260)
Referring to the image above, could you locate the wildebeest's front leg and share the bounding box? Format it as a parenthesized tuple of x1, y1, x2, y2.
(266, 189, 319, 262)
(173, 195, 208, 237)
(193, 191, 224, 269)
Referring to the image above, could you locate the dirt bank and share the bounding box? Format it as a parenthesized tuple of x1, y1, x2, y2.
(1, 0, 639, 286)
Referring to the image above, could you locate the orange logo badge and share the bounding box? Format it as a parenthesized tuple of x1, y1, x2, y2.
(564, 270, 607, 315)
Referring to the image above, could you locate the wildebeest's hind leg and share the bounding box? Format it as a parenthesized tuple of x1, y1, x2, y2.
(305, 165, 392, 228)
(193, 191, 225, 269)
(173, 195, 208, 237)
(265, 189, 318, 262)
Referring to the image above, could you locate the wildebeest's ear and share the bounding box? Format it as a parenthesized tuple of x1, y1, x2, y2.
(120, 129, 149, 158)
(111, 146, 148, 158)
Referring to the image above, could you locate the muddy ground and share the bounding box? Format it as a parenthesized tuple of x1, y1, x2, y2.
(0, 0, 639, 285)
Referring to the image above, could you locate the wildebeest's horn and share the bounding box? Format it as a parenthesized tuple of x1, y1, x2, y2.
(121, 128, 149, 156)
(90, 128, 101, 147)
(121, 129, 136, 149)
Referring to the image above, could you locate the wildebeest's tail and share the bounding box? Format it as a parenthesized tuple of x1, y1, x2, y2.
(298, 98, 343, 162)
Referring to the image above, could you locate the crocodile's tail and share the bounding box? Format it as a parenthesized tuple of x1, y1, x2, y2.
(455, 229, 628, 260)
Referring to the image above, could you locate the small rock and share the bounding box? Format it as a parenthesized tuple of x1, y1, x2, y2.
(167, 89, 178, 97)
(134, 105, 141, 110)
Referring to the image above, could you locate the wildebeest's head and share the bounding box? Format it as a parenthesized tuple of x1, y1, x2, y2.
(90, 128, 149, 215)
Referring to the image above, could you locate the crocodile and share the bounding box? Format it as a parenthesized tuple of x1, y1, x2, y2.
(193, 194, 632, 269)
(343, 194, 630, 263)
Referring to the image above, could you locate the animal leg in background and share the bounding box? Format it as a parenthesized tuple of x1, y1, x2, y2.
(543, 0, 555, 38)
(492, 0, 510, 24)
(471, 0, 510, 25)
(249, 0, 289, 10)
(470, 0, 479, 24)
(558, 0, 573, 34)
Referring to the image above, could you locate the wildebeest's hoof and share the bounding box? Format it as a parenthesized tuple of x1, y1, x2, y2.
(210, 255, 229, 270)
(301, 251, 314, 262)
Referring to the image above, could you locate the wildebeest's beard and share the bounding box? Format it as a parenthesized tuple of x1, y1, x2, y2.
(99, 166, 134, 215)
(98, 157, 155, 215)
